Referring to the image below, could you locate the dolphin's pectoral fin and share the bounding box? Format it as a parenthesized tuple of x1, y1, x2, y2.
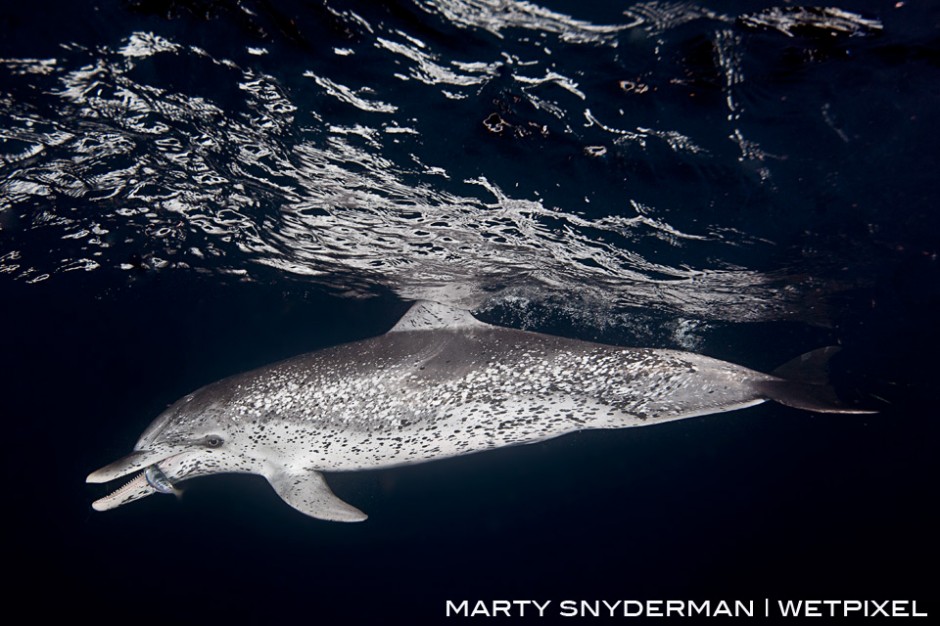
(265, 469, 367, 522)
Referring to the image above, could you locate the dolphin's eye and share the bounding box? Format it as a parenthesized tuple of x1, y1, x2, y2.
(205, 436, 224, 448)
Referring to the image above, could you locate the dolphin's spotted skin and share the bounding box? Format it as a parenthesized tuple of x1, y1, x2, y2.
(200, 335, 764, 469)
(87, 301, 871, 522)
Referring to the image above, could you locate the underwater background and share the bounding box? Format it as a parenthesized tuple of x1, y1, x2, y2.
(1, 0, 936, 621)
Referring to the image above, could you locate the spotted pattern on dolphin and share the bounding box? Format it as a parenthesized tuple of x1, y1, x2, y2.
(87, 301, 873, 522)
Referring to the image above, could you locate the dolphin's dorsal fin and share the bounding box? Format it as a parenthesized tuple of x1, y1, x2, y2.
(389, 301, 487, 333)
(265, 469, 367, 522)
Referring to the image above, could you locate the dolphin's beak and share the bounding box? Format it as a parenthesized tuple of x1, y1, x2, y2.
(86, 449, 177, 483)
(90, 469, 160, 511)
(87, 446, 191, 512)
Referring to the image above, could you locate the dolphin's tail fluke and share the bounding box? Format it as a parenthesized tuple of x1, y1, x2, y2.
(754, 347, 877, 414)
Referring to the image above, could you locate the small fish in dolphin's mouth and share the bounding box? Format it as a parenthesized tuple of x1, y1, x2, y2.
(145, 464, 182, 498)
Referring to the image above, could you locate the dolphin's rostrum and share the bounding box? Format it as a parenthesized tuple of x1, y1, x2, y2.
(87, 301, 872, 522)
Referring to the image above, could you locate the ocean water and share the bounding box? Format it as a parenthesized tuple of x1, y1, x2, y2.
(1, 0, 936, 622)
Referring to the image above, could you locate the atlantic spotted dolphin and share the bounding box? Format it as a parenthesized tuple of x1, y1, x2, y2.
(87, 301, 871, 521)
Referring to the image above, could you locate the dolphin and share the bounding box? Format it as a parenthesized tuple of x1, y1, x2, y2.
(87, 301, 872, 522)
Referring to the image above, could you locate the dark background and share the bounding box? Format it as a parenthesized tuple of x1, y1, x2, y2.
(1, 1, 937, 623)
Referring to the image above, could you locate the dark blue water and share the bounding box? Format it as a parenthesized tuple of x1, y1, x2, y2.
(1, 0, 936, 622)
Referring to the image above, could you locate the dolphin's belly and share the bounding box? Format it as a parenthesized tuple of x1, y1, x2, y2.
(221, 328, 773, 471)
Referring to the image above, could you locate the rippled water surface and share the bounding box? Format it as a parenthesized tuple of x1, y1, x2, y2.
(2, 0, 937, 622)
(5, 1, 931, 325)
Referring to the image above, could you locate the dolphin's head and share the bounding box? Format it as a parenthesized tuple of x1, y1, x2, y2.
(86, 384, 253, 511)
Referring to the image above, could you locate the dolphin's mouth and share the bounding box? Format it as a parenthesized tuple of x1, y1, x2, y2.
(88, 450, 188, 511)
(91, 466, 163, 511)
